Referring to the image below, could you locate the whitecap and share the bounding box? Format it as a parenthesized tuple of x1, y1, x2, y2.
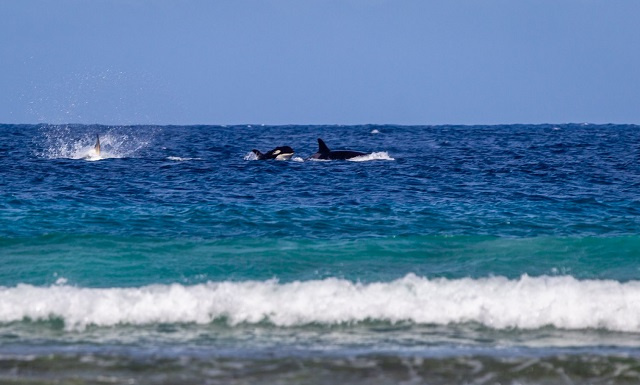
(2, 274, 640, 332)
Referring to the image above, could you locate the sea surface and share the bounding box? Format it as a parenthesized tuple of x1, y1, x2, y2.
(1, 123, 640, 384)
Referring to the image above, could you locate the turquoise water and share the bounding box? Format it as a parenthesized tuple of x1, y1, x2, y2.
(3, 235, 640, 287)
(1, 123, 640, 384)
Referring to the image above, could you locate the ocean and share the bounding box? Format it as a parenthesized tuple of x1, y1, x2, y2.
(1, 123, 640, 384)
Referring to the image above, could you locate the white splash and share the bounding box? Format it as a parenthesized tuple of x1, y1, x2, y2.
(2, 275, 640, 332)
(82, 147, 103, 161)
(244, 152, 259, 161)
(36, 126, 152, 161)
(348, 152, 395, 162)
(167, 156, 202, 162)
(371, 129, 380, 134)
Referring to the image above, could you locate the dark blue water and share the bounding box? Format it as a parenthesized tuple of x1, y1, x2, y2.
(1, 123, 640, 384)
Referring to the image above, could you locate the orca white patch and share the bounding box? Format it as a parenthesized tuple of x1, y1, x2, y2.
(275, 153, 293, 160)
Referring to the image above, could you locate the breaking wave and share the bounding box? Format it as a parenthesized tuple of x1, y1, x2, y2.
(2, 274, 640, 331)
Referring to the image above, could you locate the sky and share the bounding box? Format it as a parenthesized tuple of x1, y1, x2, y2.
(1, 0, 639, 125)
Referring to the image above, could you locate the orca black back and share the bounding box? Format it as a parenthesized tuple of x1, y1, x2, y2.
(310, 138, 367, 160)
(251, 146, 295, 160)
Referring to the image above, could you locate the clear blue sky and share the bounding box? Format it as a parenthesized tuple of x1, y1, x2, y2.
(1, 0, 639, 125)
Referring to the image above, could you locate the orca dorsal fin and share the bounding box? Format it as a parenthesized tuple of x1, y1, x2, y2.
(317, 138, 330, 154)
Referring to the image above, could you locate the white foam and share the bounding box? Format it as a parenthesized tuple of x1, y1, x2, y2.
(3, 275, 640, 331)
(347, 152, 395, 162)
(82, 148, 103, 161)
(167, 156, 201, 162)
(244, 152, 259, 161)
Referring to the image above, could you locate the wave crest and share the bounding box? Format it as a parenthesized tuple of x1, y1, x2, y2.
(2, 274, 640, 331)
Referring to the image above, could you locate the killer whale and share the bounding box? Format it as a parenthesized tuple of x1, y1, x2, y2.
(81, 134, 101, 160)
(251, 146, 295, 160)
(309, 138, 368, 160)
(94, 134, 101, 156)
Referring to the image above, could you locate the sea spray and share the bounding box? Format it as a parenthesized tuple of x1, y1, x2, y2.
(34, 124, 156, 159)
